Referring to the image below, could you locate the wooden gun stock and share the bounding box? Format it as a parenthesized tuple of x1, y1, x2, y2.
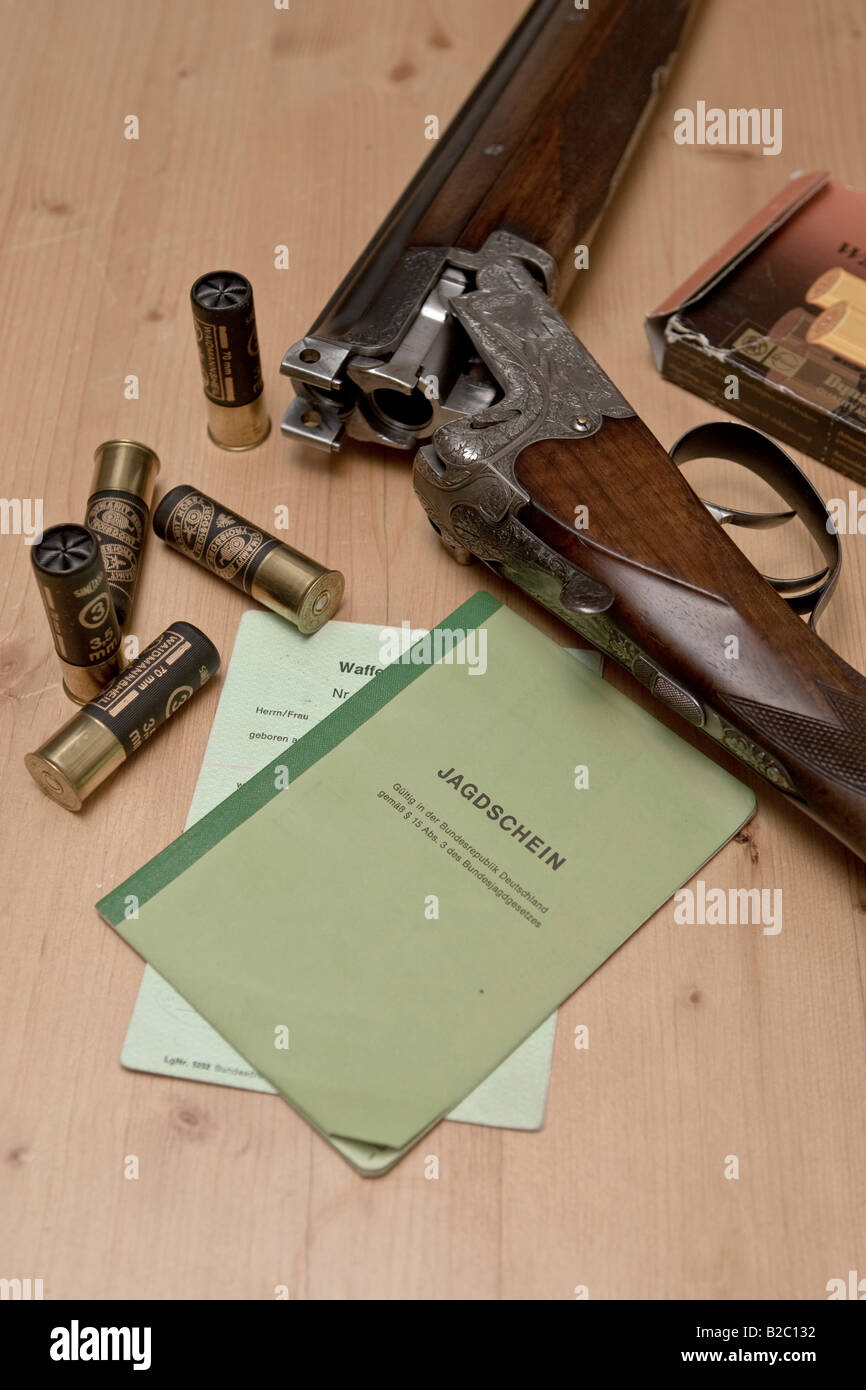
(420, 404, 866, 862)
(517, 420, 866, 860)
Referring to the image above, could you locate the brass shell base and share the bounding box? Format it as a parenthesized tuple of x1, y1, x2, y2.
(295, 569, 346, 635)
(91, 439, 160, 496)
(250, 546, 345, 635)
(25, 712, 125, 812)
(61, 652, 124, 705)
(205, 396, 271, 451)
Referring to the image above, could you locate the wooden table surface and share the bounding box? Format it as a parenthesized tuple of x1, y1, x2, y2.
(2, 0, 865, 1301)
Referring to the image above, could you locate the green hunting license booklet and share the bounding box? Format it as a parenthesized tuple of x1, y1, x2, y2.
(99, 593, 754, 1173)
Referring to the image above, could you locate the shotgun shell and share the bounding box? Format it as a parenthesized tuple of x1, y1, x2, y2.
(190, 270, 270, 450)
(152, 484, 344, 635)
(768, 308, 818, 342)
(805, 266, 866, 316)
(806, 300, 866, 369)
(25, 621, 220, 811)
(32, 523, 123, 704)
(768, 308, 863, 400)
(85, 439, 160, 628)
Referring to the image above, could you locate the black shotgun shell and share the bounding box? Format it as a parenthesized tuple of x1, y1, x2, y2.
(25, 620, 220, 811)
(190, 270, 270, 450)
(85, 439, 160, 629)
(153, 483, 345, 634)
(31, 523, 123, 703)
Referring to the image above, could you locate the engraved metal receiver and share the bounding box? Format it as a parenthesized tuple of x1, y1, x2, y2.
(280, 234, 547, 454)
(410, 238, 821, 789)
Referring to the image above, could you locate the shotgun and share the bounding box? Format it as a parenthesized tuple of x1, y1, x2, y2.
(280, 0, 866, 862)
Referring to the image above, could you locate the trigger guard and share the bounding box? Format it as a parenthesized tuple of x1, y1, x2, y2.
(669, 421, 841, 630)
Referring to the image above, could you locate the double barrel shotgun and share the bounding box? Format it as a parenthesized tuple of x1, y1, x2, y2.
(280, 0, 866, 863)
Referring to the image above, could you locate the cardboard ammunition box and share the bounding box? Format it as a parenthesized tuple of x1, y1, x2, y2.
(646, 171, 866, 486)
